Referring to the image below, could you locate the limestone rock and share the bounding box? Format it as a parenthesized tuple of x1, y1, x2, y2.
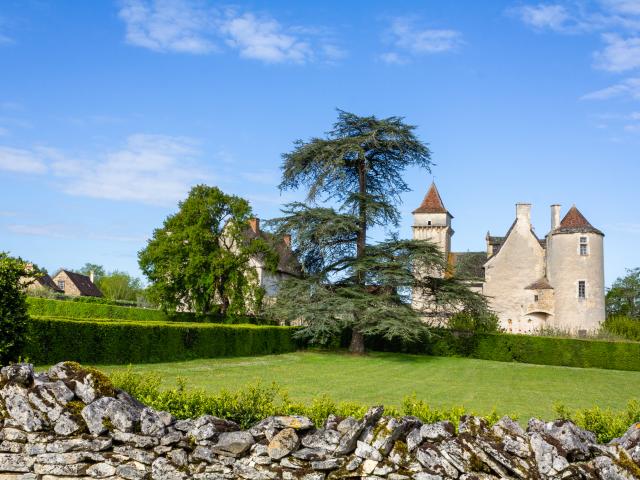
(212, 430, 255, 457)
(0, 364, 34, 386)
(268, 427, 300, 459)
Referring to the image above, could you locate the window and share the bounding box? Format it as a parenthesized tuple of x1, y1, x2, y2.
(57, 280, 65, 290)
(578, 280, 586, 299)
(427, 220, 432, 226)
(534, 294, 539, 302)
(579, 236, 588, 256)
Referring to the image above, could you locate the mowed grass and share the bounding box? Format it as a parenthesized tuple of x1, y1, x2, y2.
(97, 351, 640, 422)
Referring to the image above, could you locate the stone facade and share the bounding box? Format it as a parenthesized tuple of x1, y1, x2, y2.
(1, 362, 639, 479)
(50, 270, 103, 298)
(412, 184, 605, 333)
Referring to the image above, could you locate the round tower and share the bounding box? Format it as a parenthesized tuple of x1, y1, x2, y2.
(546, 205, 605, 332)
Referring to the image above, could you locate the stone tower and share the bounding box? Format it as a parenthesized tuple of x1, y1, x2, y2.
(546, 205, 605, 332)
(411, 182, 454, 264)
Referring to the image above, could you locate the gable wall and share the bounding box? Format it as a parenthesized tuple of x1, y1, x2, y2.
(483, 218, 547, 333)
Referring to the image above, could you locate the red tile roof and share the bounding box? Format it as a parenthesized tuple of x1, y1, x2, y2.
(412, 183, 449, 214)
(554, 206, 603, 236)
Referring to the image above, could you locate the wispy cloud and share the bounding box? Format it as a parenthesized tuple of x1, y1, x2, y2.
(582, 77, 640, 100)
(118, 0, 343, 64)
(0, 17, 13, 45)
(57, 134, 210, 206)
(511, 4, 575, 32)
(0, 134, 212, 206)
(119, 0, 217, 54)
(220, 12, 312, 64)
(609, 222, 640, 233)
(380, 17, 463, 64)
(7, 223, 147, 242)
(0, 146, 48, 174)
(594, 33, 640, 72)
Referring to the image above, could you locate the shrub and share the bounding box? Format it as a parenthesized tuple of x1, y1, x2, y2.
(26, 297, 270, 325)
(554, 400, 640, 443)
(363, 329, 640, 371)
(24, 317, 298, 364)
(0, 253, 30, 363)
(109, 368, 508, 429)
(602, 315, 640, 342)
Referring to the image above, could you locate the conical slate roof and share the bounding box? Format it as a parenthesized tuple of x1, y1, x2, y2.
(413, 182, 450, 214)
(553, 206, 603, 236)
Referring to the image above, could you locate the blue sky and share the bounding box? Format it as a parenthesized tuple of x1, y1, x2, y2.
(0, 0, 639, 285)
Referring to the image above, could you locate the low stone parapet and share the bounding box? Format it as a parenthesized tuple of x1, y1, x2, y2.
(0, 362, 638, 479)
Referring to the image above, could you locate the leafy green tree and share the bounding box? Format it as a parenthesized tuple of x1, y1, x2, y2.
(97, 271, 143, 302)
(139, 185, 277, 315)
(0, 252, 30, 363)
(77, 263, 106, 282)
(606, 268, 640, 318)
(268, 110, 488, 353)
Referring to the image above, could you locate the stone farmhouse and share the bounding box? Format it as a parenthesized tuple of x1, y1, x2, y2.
(412, 183, 605, 333)
(51, 269, 103, 297)
(243, 218, 301, 298)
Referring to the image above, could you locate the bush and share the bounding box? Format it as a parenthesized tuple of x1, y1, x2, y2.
(602, 315, 640, 342)
(24, 317, 298, 364)
(109, 368, 507, 429)
(554, 400, 640, 443)
(0, 253, 30, 363)
(26, 297, 270, 325)
(362, 329, 640, 371)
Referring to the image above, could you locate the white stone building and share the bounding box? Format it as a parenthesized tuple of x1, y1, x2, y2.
(412, 183, 605, 333)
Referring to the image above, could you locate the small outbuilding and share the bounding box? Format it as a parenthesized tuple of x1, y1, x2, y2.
(51, 269, 103, 297)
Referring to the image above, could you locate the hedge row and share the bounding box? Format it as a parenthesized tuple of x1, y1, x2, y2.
(365, 330, 640, 372)
(26, 297, 266, 324)
(24, 317, 298, 364)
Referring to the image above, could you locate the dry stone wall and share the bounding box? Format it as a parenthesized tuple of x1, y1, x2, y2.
(0, 363, 639, 479)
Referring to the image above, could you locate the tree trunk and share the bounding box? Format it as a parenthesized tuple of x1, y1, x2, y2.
(351, 157, 368, 355)
(348, 329, 365, 354)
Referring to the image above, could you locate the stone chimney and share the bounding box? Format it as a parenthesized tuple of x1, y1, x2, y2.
(248, 218, 260, 234)
(89, 270, 95, 283)
(283, 234, 291, 247)
(551, 204, 561, 230)
(516, 203, 531, 225)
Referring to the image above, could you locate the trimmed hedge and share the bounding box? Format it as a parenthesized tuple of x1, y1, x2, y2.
(24, 317, 298, 364)
(26, 297, 266, 324)
(365, 330, 640, 372)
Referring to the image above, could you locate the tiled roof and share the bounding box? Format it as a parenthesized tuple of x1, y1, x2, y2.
(244, 226, 302, 277)
(525, 277, 553, 290)
(54, 270, 103, 297)
(36, 274, 63, 293)
(413, 183, 449, 214)
(553, 206, 604, 236)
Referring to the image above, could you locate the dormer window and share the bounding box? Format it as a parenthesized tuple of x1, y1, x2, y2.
(579, 236, 588, 256)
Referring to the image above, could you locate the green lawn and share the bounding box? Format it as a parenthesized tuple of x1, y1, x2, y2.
(97, 351, 640, 422)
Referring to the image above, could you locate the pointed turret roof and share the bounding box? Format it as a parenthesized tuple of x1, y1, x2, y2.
(553, 205, 603, 236)
(413, 182, 450, 215)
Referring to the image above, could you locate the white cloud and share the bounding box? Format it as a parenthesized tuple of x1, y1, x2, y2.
(387, 18, 463, 55)
(118, 0, 342, 64)
(118, 0, 217, 54)
(582, 77, 640, 99)
(0, 134, 212, 206)
(0, 146, 48, 174)
(600, 0, 640, 16)
(7, 223, 147, 242)
(220, 13, 312, 63)
(624, 123, 640, 131)
(7, 224, 71, 239)
(379, 52, 408, 65)
(56, 134, 210, 206)
(513, 4, 573, 31)
(594, 33, 640, 71)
